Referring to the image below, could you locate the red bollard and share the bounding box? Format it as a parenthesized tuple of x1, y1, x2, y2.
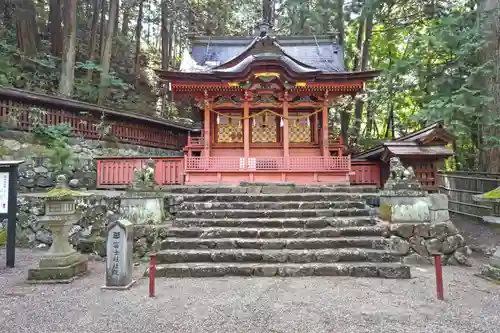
(433, 254, 444, 301)
(149, 253, 156, 298)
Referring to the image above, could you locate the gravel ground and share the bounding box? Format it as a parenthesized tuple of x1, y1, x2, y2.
(451, 213, 500, 258)
(0, 248, 499, 333)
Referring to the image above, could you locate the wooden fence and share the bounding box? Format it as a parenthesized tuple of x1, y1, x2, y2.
(0, 87, 193, 150)
(350, 161, 381, 186)
(437, 171, 500, 219)
(96, 156, 185, 188)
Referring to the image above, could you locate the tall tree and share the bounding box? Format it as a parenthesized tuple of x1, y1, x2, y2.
(134, 0, 144, 84)
(48, 0, 63, 56)
(58, 0, 77, 96)
(161, 0, 172, 69)
(87, 0, 101, 80)
(480, 0, 500, 172)
(98, 0, 118, 104)
(13, 0, 40, 56)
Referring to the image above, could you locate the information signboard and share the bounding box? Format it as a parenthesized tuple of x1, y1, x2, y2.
(0, 172, 9, 214)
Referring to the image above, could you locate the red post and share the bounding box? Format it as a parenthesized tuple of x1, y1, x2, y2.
(149, 253, 156, 298)
(433, 254, 444, 300)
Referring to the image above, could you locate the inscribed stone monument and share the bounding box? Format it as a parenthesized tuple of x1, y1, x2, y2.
(102, 219, 136, 290)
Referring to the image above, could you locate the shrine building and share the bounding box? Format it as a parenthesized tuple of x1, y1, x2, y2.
(156, 23, 379, 185)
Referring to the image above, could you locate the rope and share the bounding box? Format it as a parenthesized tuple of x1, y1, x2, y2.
(210, 108, 322, 121)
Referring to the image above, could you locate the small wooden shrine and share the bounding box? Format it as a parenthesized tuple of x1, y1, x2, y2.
(156, 23, 378, 184)
(353, 121, 455, 191)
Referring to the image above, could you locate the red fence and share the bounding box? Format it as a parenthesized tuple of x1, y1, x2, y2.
(350, 161, 381, 186)
(184, 156, 351, 171)
(96, 157, 185, 188)
(0, 87, 191, 150)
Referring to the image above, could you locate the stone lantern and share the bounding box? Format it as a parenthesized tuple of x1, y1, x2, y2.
(474, 187, 500, 281)
(27, 175, 90, 283)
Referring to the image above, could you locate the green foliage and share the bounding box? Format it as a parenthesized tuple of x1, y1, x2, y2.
(31, 123, 75, 173)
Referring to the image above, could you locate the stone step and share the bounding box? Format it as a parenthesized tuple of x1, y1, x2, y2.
(166, 226, 386, 238)
(155, 248, 400, 264)
(166, 185, 378, 195)
(161, 236, 389, 250)
(173, 217, 377, 228)
(178, 201, 366, 211)
(149, 262, 411, 279)
(170, 192, 378, 203)
(175, 208, 373, 219)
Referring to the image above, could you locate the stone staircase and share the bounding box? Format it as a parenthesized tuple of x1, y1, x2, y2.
(153, 184, 411, 278)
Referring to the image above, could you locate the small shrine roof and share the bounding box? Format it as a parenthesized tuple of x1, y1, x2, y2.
(354, 121, 455, 160)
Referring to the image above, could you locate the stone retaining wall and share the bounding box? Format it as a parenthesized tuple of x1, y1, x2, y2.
(387, 221, 472, 266)
(11, 193, 172, 259)
(0, 130, 182, 192)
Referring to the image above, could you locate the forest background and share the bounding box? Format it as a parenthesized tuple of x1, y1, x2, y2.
(1, 0, 500, 172)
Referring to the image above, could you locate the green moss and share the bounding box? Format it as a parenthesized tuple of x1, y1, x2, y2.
(45, 187, 84, 200)
(483, 187, 500, 199)
(380, 203, 393, 222)
(0, 229, 6, 246)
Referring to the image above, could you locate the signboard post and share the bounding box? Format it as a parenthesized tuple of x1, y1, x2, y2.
(0, 160, 24, 268)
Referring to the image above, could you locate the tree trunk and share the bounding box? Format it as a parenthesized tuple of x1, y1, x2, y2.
(87, 0, 100, 80)
(352, 19, 364, 71)
(480, 0, 500, 172)
(13, 0, 40, 56)
(99, 0, 107, 58)
(262, 0, 273, 23)
(134, 0, 144, 85)
(48, 0, 62, 56)
(121, 1, 130, 36)
(113, 0, 119, 39)
(98, 0, 118, 104)
(58, 0, 77, 96)
(352, 13, 374, 141)
(161, 0, 171, 69)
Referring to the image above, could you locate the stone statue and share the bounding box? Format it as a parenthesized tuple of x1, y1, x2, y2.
(388, 157, 407, 180)
(128, 159, 157, 191)
(384, 157, 423, 191)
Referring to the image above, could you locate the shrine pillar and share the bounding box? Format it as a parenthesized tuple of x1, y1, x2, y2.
(322, 102, 329, 157)
(243, 94, 250, 164)
(203, 94, 211, 157)
(283, 94, 289, 168)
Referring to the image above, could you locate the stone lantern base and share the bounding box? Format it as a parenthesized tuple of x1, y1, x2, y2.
(27, 251, 88, 283)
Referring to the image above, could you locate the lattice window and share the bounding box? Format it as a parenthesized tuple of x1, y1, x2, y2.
(217, 113, 243, 143)
(289, 113, 312, 143)
(252, 111, 277, 143)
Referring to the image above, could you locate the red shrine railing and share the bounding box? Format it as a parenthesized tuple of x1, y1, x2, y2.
(0, 87, 189, 150)
(184, 156, 351, 171)
(350, 161, 381, 186)
(96, 157, 184, 188)
(96, 157, 382, 188)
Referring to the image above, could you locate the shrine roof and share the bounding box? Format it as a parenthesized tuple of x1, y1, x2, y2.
(189, 35, 345, 72)
(353, 121, 455, 160)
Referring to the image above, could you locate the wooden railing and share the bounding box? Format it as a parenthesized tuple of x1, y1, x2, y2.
(96, 156, 184, 188)
(184, 156, 351, 171)
(437, 170, 500, 219)
(0, 87, 192, 150)
(188, 136, 204, 146)
(350, 161, 381, 186)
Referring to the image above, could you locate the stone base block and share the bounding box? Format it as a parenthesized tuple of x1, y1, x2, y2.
(479, 264, 500, 282)
(101, 279, 137, 291)
(26, 255, 88, 283)
(380, 196, 430, 223)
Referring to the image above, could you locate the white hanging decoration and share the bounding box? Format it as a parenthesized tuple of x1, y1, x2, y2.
(280, 117, 284, 127)
(306, 117, 310, 126)
(217, 114, 220, 124)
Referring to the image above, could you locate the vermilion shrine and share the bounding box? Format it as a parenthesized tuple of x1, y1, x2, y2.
(156, 23, 378, 185)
